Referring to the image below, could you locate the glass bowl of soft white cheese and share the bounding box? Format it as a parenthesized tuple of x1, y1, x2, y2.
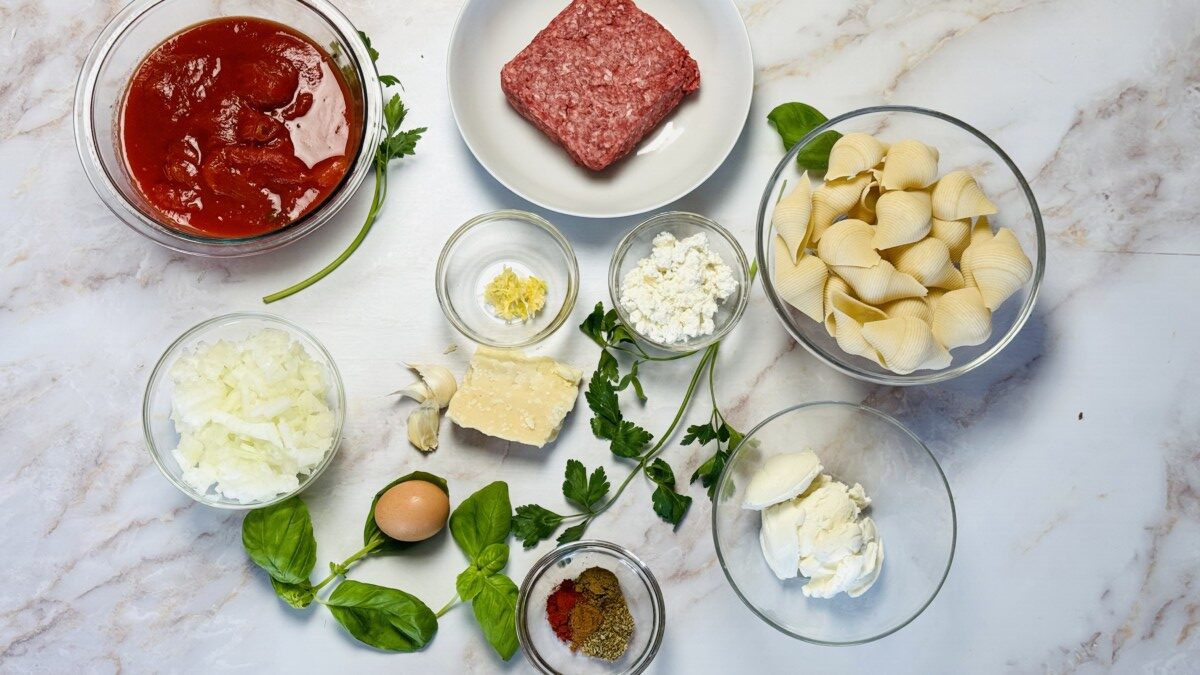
(142, 313, 346, 509)
(608, 212, 751, 353)
(711, 401, 956, 644)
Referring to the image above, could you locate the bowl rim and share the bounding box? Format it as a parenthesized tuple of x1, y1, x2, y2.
(608, 211, 751, 353)
(710, 400, 958, 645)
(516, 539, 666, 674)
(141, 311, 346, 510)
(435, 208, 580, 348)
(73, 0, 383, 258)
(755, 105, 1047, 385)
(444, 0, 755, 219)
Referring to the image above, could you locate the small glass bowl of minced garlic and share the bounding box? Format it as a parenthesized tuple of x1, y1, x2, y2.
(436, 210, 579, 348)
(517, 540, 665, 675)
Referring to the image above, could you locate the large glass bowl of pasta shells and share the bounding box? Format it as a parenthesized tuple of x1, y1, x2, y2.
(756, 106, 1046, 385)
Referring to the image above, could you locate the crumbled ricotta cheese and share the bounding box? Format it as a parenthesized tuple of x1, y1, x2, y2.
(619, 232, 737, 344)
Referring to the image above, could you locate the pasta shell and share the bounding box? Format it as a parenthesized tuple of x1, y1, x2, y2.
(888, 238, 965, 289)
(963, 227, 1032, 310)
(880, 296, 932, 323)
(826, 133, 888, 181)
(931, 287, 992, 349)
(823, 275, 851, 336)
(817, 219, 880, 268)
(811, 174, 872, 242)
(861, 316, 952, 375)
(773, 236, 829, 323)
(926, 288, 947, 315)
(960, 216, 994, 286)
(873, 190, 933, 250)
(931, 170, 998, 221)
(834, 260, 928, 304)
(829, 291, 887, 364)
(930, 217, 971, 262)
(880, 140, 940, 190)
(772, 174, 814, 262)
(848, 180, 880, 223)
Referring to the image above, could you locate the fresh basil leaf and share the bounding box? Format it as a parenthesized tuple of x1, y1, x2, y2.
(767, 102, 842, 172)
(473, 574, 520, 661)
(326, 580, 438, 652)
(364, 471, 449, 551)
(512, 504, 563, 548)
(651, 484, 692, 526)
(456, 567, 486, 602)
(556, 520, 589, 545)
(475, 543, 509, 575)
(271, 577, 316, 609)
(644, 458, 676, 488)
(609, 420, 652, 459)
(242, 496, 317, 585)
(450, 482, 512, 561)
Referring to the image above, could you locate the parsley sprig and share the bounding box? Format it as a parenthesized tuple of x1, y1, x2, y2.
(512, 303, 744, 548)
(264, 32, 426, 304)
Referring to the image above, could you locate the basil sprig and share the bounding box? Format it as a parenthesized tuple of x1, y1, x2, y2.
(448, 482, 520, 661)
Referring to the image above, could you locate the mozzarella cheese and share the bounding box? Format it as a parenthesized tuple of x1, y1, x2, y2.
(446, 347, 582, 447)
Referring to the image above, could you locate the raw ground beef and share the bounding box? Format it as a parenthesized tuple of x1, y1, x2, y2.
(500, 0, 701, 171)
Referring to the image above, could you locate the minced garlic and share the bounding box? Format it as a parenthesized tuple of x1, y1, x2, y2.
(483, 266, 547, 322)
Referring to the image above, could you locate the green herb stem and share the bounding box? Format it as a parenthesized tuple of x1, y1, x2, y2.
(312, 540, 382, 592)
(263, 161, 387, 304)
(435, 594, 460, 618)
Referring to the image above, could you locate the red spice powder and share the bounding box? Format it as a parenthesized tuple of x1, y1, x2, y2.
(546, 579, 581, 643)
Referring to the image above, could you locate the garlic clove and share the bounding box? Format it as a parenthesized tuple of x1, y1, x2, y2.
(407, 399, 441, 452)
(406, 363, 457, 409)
(390, 381, 434, 403)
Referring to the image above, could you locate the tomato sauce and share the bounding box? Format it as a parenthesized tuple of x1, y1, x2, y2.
(121, 18, 361, 239)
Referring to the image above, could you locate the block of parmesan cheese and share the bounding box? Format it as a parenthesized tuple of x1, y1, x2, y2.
(447, 347, 583, 447)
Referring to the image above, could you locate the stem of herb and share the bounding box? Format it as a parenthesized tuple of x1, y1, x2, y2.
(435, 594, 460, 618)
(592, 345, 715, 516)
(311, 540, 382, 592)
(262, 158, 387, 304)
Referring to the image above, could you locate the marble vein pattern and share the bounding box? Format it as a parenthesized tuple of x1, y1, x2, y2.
(2, 0, 1199, 672)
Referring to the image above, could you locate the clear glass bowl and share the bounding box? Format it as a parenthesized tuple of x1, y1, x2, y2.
(436, 210, 579, 348)
(517, 540, 665, 675)
(142, 312, 346, 509)
(609, 212, 751, 353)
(73, 0, 383, 257)
(756, 106, 1046, 384)
(712, 402, 956, 645)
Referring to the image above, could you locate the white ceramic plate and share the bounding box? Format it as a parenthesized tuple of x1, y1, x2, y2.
(447, 0, 754, 219)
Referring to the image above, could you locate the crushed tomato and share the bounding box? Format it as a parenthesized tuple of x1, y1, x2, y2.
(121, 17, 361, 239)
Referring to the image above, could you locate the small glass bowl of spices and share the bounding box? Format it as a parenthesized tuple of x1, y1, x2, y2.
(437, 209, 579, 348)
(609, 212, 751, 353)
(517, 540, 665, 675)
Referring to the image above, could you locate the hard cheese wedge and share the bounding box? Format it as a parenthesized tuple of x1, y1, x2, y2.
(447, 347, 583, 447)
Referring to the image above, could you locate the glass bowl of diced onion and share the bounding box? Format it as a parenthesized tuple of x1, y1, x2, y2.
(756, 106, 1046, 385)
(142, 312, 345, 509)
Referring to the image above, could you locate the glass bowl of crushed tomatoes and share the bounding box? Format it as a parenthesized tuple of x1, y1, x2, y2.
(517, 540, 665, 675)
(74, 0, 384, 257)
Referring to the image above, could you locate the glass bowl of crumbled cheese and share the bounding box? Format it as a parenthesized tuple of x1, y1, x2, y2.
(142, 313, 345, 509)
(609, 212, 751, 353)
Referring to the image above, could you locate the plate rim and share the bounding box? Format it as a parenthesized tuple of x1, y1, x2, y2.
(445, 0, 755, 219)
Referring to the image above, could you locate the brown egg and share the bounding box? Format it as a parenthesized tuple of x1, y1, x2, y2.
(373, 480, 450, 542)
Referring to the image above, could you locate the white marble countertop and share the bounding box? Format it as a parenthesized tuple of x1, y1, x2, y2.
(3, 0, 1199, 672)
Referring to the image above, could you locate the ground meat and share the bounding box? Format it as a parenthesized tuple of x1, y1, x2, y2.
(500, 0, 700, 172)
